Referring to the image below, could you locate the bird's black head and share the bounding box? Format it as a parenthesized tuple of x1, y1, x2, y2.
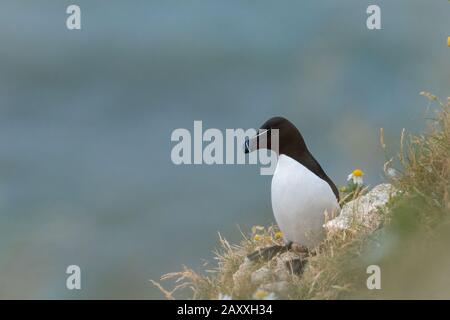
(244, 116, 307, 158)
(244, 116, 340, 201)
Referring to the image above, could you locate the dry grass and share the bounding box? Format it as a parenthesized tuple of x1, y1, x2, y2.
(396, 92, 450, 222)
(153, 93, 450, 299)
(152, 226, 287, 299)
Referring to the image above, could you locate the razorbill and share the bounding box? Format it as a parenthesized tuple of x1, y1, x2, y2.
(244, 117, 340, 260)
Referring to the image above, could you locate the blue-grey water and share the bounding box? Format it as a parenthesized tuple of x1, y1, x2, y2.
(0, 1, 448, 298)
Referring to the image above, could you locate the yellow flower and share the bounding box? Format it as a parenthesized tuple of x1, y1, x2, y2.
(448, 36, 450, 47)
(253, 234, 262, 241)
(253, 289, 276, 300)
(347, 169, 364, 185)
(253, 289, 269, 299)
(251, 225, 265, 234)
(274, 231, 283, 240)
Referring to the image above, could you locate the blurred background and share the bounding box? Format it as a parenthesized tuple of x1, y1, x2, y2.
(0, 0, 448, 298)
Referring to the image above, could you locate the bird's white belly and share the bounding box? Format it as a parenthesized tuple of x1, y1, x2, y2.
(271, 155, 340, 248)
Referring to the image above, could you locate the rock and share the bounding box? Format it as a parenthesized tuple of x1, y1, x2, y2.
(325, 183, 396, 231)
(245, 251, 308, 288)
(274, 251, 307, 280)
(250, 266, 272, 284)
(260, 281, 289, 293)
(255, 256, 299, 297)
(232, 259, 254, 292)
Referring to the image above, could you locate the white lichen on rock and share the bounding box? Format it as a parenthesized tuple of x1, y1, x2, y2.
(325, 183, 397, 231)
(250, 266, 272, 284)
(232, 259, 254, 292)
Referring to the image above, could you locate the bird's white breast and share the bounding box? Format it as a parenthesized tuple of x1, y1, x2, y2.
(271, 154, 340, 248)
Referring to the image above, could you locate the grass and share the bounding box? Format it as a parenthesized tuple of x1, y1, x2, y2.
(153, 93, 450, 299)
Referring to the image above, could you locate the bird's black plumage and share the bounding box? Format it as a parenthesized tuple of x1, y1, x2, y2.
(247, 116, 339, 201)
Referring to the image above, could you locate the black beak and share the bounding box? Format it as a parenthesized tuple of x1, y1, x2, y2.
(244, 138, 250, 154)
(244, 130, 269, 154)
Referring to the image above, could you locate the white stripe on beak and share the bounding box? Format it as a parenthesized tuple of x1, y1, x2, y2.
(245, 129, 269, 153)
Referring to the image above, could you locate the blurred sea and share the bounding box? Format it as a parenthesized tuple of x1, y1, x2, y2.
(0, 1, 448, 298)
